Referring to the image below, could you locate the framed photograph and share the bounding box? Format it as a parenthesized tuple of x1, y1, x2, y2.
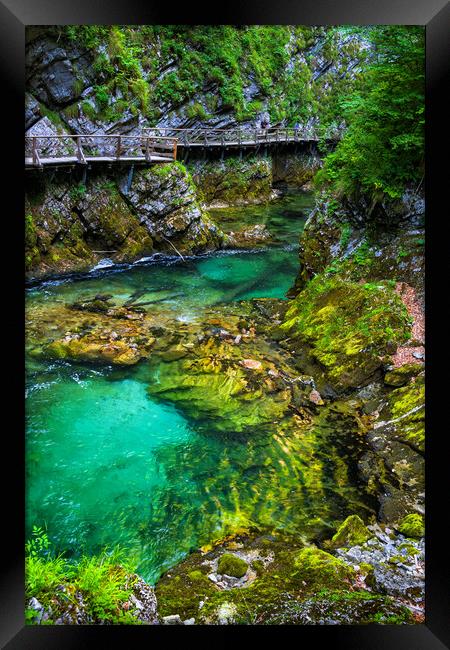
(1, 0, 448, 646)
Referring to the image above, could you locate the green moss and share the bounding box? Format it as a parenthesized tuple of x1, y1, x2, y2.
(397, 513, 424, 539)
(189, 157, 273, 206)
(387, 375, 425, 451)
(155, 562, 218, 619)
(293, 547, 355, 590)
(280, 276, 411, 389)
(25, 214, 37, 248)
(384, 363, 423, 387)
(217, 553, 248, 578)
(329, 515, 372, 548)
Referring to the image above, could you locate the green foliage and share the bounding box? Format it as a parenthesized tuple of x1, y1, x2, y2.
(72, 77, 85, 97)
(316, 26, 424, 199)
(81, 100, 97, 121)
(25, 214, 37, 247)
(69, 183, 87, 202)
(75, 550, 137, 622)
(93, 85, 109, 111)
(186, 102, 209, 121)
(25, 527, 68, 603)
(39, 104, 64, 128)
(339, 223, 352, 249)
(25, 529, 141, 625)
(56, 25, 327, 126)
(62, 103, 79, 119)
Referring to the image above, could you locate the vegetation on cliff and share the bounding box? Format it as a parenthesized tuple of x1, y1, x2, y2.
(316, 26, 424, 199)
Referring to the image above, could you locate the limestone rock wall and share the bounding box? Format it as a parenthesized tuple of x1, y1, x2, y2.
(25, 162, 224, 279)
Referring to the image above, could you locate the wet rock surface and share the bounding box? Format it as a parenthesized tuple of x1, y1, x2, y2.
(155, 519, 423, 625)
(25, 164, 225, 279)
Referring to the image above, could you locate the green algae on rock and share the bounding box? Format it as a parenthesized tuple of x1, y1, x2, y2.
(155, 530, 416, 625)
(384, 363, 423, 387)
(328, 515, 371, 549)
(396, 514, 425, 539)
(217, 554, 248, 578)
(280, 276, 412, 390)
(387, 375, 425, 453)
(146, 333, 294, 433)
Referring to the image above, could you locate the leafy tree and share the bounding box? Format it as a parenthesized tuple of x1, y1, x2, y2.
(316, 26, 425, 199)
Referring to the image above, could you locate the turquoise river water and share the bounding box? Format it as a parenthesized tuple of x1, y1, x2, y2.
(26, 191, 374, 583)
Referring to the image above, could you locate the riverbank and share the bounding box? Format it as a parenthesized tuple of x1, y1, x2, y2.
(25, 184, 425, 625)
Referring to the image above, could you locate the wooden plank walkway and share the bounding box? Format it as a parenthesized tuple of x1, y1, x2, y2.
(25, 128, 320, 169)
(143, 127, 319, 148)
(25, 134, 177, 169)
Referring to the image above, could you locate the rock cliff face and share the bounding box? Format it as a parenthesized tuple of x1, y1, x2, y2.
(24, 25, 367, 276)
(25, 162, 224, 279)
(25, 26, 366, 138)
(280, 187, 425, 524)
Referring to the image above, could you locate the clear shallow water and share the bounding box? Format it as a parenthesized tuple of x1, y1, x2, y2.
(26, 190, 375, 583)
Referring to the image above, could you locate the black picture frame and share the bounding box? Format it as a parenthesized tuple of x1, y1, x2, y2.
(1, 1, 448, 647)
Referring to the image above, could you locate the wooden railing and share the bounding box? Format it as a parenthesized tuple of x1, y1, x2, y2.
(25, 134, 178, 168)
(143, 127, 319, 146)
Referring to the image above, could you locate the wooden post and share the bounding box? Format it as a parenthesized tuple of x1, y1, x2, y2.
(204, 130, 207, 146)
(32, 138, 37, 166)
(146, 137, 150, 161)
(76, 136, 86, 164)
(116, 136, 121, 160)
(221, 133, 224, 146)
(173, 138, 178, 161)
(254, 128, 257, 145)
(184, 131, 188, 146)
(238, 129, 241, 146)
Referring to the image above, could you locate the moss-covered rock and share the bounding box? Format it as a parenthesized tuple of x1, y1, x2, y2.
(217, 554, 248, 578)
(293, 547, 355, 590)
(155, 557, 219, 620)
(280, 276, 412, 390)
(328, 515, 372, 549)
(25, 163, 224, 278)
(387, 375, 425, 452)
(123, 162, 225, 255)
(396, 514, 424, 539)
(384, 364, 423, 387)
(188, 157, 274, 207)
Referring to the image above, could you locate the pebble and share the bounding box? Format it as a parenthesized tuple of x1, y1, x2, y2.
(162, 614, 183, 625)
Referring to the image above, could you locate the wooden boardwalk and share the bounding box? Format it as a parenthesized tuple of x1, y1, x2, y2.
(144, 127, 319, 148)
(25, 134, 177, 169)
(25, 128, 320, 169)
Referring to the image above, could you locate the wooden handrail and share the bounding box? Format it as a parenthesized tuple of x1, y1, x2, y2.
(25, 127, 321, 169)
